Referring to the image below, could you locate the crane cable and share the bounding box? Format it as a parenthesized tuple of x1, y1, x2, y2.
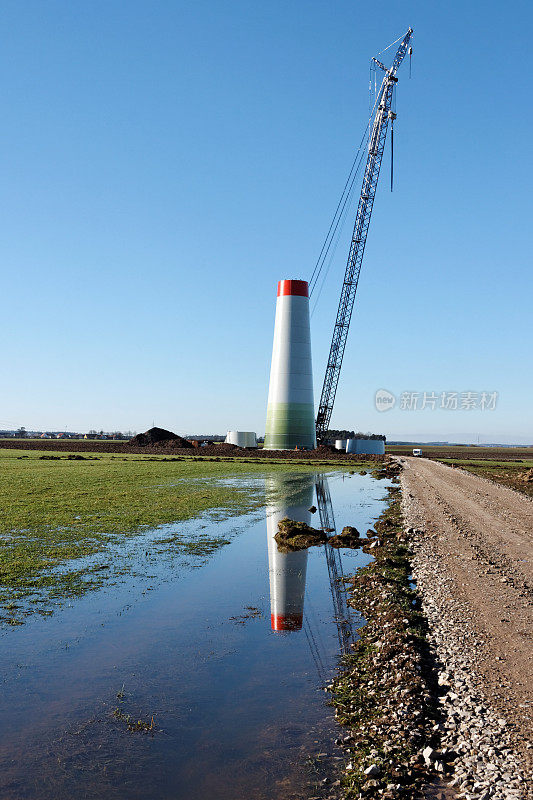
(309, 86, 382, 301)
(375, 31, 405, 55)
(310, 162, 361, 317)
(308, 128, 369, 296)
(309, 37, 409, 307)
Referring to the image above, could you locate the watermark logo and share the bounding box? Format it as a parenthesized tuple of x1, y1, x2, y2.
(374, 390, 498, 412)
(375, 389, 396, 412)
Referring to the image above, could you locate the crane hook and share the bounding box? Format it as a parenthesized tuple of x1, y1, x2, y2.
(408, 46, 413, 79)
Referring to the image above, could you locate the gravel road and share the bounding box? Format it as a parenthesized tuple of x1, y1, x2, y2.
(400, 457, 532, 798)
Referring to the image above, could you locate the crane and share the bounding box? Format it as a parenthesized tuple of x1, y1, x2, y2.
(315, 28, 413, 442)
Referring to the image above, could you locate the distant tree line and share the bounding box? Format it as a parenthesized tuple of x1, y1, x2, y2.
(1, 428, 136, 439)
(324, 429, 356, 443)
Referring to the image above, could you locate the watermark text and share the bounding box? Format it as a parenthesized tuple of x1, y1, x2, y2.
(375, 389, 498, 412)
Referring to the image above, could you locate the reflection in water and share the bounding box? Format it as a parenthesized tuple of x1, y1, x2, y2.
(0, 469, 388, 800)
(266, 474, 354, 653)
(316, 477, 354, 655)
(266, 474, 313, 630)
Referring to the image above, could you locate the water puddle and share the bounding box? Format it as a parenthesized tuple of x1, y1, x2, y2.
(0, 469, 390, 799)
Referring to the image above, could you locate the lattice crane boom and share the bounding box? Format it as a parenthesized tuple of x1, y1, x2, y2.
(315, 28, 413, 441)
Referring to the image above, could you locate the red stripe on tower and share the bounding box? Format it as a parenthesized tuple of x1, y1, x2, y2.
(277, 280, 309, 298)
(271, 613, 304, 631)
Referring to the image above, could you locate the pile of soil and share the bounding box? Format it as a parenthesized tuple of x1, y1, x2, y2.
(328, 525, 362, 549)
(274, 518, 328, 552)
(127, 427, 193, 449)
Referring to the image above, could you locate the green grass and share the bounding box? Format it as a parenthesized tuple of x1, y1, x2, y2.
(440, 458, 533, 468)
(0, 449, 366, 623)
(386, 444, 533, 460)
(437, 458, 533, 499)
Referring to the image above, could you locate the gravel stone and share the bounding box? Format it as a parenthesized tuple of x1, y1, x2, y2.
(400, 462, 531, 800)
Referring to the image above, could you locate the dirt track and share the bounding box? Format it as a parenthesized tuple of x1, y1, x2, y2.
(400, 457, 532, 770)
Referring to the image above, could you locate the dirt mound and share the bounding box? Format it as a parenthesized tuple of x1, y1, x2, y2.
(328, 525, 363, 549)
(198, 443, 242, 456)
(274, 518, 327, 552)
(127, 427, 193, 449)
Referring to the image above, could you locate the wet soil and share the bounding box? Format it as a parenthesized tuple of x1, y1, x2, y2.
(274, 518, 328, 552)
(329, 487, 441, 798)
(327, 527, 362, 549)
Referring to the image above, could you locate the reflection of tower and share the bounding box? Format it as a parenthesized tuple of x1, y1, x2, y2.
(264, 280, 316, 450)
(266, 474, 314, 631)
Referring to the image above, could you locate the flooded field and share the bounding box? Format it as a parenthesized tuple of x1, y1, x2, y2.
(0, 469, 390, 800)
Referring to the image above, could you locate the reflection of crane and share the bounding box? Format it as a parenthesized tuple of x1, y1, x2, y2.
(315, 28, 413, 442)
(315, 476, 354, 655)
(265, 472, 355, 676)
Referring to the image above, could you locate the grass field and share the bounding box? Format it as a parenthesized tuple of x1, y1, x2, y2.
(0, 449, 364, 624)
(385, 444, 533, 498)
(437, 458, 533, 499)
(386, 444, 533, 460)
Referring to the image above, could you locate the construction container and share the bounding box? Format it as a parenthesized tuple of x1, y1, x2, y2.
(264, 280, 316, 450)
(335, 439, 347, 450)
(265, 473, 314, 631)
(346, 437, 385, 455)
(225, 431, 258, 448)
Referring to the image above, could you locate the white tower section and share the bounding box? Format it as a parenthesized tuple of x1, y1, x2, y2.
(264, 280, 316, 450)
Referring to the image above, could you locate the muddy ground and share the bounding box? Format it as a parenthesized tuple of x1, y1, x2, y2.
(0, 438, 383, 461)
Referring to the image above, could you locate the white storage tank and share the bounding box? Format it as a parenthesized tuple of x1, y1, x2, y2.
(335, 439, 347, 450)
(346, 438, 385, 455)
(225, 431, 258, 448)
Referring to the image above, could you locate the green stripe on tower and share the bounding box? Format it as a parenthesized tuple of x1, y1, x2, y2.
(264, 403, 316, 450)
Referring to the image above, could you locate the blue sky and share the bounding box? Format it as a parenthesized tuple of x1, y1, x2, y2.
(2, 0, 531, 443)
